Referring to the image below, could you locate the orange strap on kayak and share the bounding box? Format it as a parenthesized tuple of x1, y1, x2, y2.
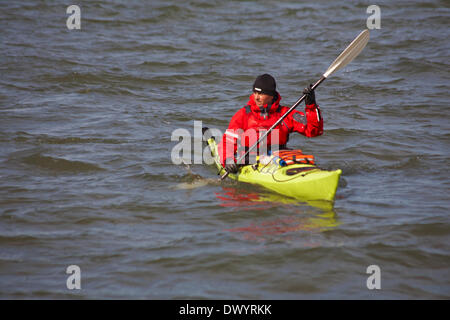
(273, 150, 315, 165)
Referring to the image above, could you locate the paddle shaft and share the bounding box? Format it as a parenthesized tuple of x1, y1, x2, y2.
(220, 75, 326, 180)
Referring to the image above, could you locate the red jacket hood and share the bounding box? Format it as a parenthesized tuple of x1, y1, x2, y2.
(247, 92, 282, 114)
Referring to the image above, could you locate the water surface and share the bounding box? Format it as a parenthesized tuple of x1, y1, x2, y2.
(0, 0, 449, 299)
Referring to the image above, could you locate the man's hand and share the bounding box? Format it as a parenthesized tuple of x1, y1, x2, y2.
(303, 84, 316, 105)
(224, 160, 239, 174)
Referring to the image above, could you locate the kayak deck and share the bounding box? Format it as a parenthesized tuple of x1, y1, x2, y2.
(208, 138, 341, 202)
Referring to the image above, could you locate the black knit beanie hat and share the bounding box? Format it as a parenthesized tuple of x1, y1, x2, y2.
(253, 74, 276, 96)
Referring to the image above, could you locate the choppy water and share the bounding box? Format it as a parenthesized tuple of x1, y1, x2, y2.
(0, 0, 449, 299)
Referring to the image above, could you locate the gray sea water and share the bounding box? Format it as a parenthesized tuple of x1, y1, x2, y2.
(0, 0, 449, 299)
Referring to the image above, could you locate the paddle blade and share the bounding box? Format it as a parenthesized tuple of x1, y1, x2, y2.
(323, 29, 370, 78)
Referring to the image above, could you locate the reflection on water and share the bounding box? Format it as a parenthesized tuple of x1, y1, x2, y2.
(216, 186, 337, 211)
(216, 187, 339, 243)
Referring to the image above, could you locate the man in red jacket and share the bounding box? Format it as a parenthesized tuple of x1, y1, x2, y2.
(218, 74, 323, 173)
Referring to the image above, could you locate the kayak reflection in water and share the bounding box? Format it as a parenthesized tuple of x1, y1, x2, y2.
(218, 74, 324, 174)
(216, 187, 339, 243)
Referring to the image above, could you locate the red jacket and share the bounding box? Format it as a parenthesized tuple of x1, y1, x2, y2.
(218, 92, 323, 165)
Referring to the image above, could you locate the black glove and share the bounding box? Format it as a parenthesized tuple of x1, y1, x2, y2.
(303, 84, 316, 105)
(224, 159, 239, 174)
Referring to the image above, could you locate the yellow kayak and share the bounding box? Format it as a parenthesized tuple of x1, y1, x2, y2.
(208, 137, 341, 203)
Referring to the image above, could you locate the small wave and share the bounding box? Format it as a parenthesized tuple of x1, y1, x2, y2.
(174, 179, 211, 190)
(326, 160, 379, 176)
(12, 132, 123, 145)
(130, 171, 182, 182)
(245, 36, 279, 44)
(156, 4, 193, 17)
(119, 43, 189, 52)
(325, 128, 368, 137)
(12, 151, 104, 173)
(138, 61, 190, 68)
(173, 165, 220, 190)
(392, 57, 449, 76)
(383, 155, 424, 171)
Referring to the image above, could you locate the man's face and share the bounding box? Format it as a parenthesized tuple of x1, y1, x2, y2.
(253, 91, 273, 108)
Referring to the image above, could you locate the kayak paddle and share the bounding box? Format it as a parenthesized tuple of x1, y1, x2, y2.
(220, 29, 370, 180)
